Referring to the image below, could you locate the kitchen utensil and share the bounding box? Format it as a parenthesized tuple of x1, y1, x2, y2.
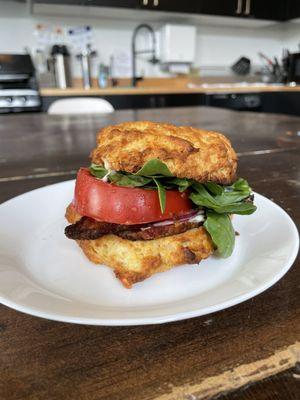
(76, 44, 97, 89)
(49, 45, 72, 89)
(231, 57, 251, 75)
(258, 52, 274, 69)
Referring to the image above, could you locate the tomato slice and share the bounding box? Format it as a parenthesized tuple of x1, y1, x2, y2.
(73, 168, 194, 225)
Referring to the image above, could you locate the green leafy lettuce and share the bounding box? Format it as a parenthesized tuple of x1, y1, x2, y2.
(190, 179, 256, 215)
(89, 159, 256, 257)
(204, 211, 236, 258)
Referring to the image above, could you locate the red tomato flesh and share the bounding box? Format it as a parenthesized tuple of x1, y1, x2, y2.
(73, 168, 194, 225)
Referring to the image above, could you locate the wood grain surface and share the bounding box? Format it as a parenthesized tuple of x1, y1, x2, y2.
(0, 107, 299, 400)
(216, 365, 300, 400)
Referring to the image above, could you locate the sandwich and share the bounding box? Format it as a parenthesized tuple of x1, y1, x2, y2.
(65, 121, 256, 288)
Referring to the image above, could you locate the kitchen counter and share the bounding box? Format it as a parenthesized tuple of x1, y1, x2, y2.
(0, 107, 299, 400)
(41, 83, 300, 96)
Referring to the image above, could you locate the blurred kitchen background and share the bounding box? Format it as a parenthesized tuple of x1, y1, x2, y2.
(1, 0, 300, 115)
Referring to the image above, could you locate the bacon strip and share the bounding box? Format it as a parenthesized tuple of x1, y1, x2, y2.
(65, 217, 203, 241)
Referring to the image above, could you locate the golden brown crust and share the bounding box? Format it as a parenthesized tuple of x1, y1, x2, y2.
(91, 121, 237, 184)
(65, 203, 80, 223)
(65, 204, 214, 288)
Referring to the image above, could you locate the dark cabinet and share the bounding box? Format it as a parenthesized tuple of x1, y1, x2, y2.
(84, 0, 197, 13)
(42, 93, 205, 111)
(205, 93, 262, 112)
(42, 92, 300, 117)
(288, 0, 300, 19)
(204, 91, 300, 117)
(261, 92, 300, 116)
(88, 0, 289, 21)
(84, 0, 139, 9)
(33, 0, 292, 21)
(198, 1, 241, 18)
(198, 0, 287, 21)
(139, 0, 198, 14)
(34, 0, 86, 5)
(34, 0, 139, 7)
(248, 0, 287, 21)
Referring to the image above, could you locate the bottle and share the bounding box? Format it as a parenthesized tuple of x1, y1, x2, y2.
(98, 63, 109, 88)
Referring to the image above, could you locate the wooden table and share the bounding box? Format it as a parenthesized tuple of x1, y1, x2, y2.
(0, 107, 299, 400)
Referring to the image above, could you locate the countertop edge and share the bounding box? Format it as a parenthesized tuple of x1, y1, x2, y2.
(40, 85, 300, 96)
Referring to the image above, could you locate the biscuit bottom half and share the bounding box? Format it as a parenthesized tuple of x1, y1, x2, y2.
(66, 204, 214, 288)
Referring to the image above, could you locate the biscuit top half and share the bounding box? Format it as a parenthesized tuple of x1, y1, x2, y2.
(91, 121, 237, 185)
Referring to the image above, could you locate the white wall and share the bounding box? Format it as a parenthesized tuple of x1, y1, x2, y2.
(0, 1, 299, 79)
(283, 22, 300, 52)
(195, 24, 284, 67)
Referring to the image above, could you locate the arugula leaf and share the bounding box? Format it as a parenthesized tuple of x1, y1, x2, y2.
(89, 164, 108, 179)
(135, 159, 173, 177)
(190, 181, 256, 215)
(153, 178, 166, 213)
(230, 178, 252, 192)
(190, 183, 219, 208)
(215, 192, 250, 205)
(204, 211, 235, 257)
(214, 202, 257, 215)
(90, 164, 151, 187)
(204, 182, 223, 195)
(90, 163, 107, 171)
(167, 177, 193, 192)
(109, 173, 151, 187)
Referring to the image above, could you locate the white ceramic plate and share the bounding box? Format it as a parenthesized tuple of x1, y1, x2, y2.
(0, 180, 298, 325)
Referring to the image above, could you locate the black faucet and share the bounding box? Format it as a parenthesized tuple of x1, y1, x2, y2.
(131, 24, 158, 87)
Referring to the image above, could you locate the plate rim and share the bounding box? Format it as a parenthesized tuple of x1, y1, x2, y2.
(0, 180, 299, 326)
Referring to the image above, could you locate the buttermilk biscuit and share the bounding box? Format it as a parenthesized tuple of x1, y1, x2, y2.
(91, 121, 237, 185)
(65, 204, 214, 288)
